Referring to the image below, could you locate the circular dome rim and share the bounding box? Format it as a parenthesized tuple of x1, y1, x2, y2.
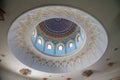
(7, 5, 108, 73)
(36, 18, 79, 40)
(31, 26, 86, 57)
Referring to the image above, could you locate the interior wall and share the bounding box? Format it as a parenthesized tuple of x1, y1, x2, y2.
(0, 67, 120, 80)
(0, 0, 120, 80)
(0, 67, 33, 80)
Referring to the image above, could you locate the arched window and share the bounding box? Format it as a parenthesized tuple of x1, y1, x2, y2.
(58, 45, 63, 50)
(33, 29, 37, 37)
(68, 42, 73, 48)
(46, 42, 54, 50)
(38, 38, 42, 45)
(37, 37, 44, 45)
(47, 44, 52, 49)
(76, 34, 80, 42)
(57, 43, 64, 51)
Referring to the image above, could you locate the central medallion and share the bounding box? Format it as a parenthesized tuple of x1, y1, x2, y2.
(32, 18, 85, 56)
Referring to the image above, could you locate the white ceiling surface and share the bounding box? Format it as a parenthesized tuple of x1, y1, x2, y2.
(0, 0, 120, 80)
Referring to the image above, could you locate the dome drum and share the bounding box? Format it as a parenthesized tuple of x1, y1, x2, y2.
(32, 19, 85, 56)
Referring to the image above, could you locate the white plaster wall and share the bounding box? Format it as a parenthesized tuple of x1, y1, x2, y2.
(0, 0, 120, 80)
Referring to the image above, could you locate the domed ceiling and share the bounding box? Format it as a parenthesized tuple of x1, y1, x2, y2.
(38, 18, 77, 39)
(32, 18, 85, 56)
(8, 6, 108, 73)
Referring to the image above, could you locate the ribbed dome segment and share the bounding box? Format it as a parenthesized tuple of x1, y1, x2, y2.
(44, 18, 73, 33)
(37, 18, 78, 40)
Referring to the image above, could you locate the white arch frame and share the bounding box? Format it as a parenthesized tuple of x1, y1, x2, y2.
(46, 41, 54, 50)
(32, 29, 37, 37)
(67, 40, 74, 48)
(56, 43, 64, 51)
(75, 33, 81, 42)
(37, 36, 44, 45)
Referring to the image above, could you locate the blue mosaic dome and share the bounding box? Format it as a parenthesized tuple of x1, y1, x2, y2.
(32, 18, 85, 56)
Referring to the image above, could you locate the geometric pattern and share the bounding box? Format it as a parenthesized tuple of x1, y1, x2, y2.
(37, 18, 78, 40)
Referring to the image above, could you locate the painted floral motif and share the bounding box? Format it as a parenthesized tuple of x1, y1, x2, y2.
(19, 68, 31, 76)
(8, 6, 108, 73)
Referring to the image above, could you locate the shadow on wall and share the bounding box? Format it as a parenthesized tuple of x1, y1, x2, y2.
(0, 0, 5, 8)
(0, 75, 2, 80)
(0, 67, 33, 80)
(110, 0, 120, 34)
(114, 13, 120, 28)
(0, 67, 2, 80)
(115, 0, 120, 27)
(115, 0, 120, 7)
(112, 12, 120, 35)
